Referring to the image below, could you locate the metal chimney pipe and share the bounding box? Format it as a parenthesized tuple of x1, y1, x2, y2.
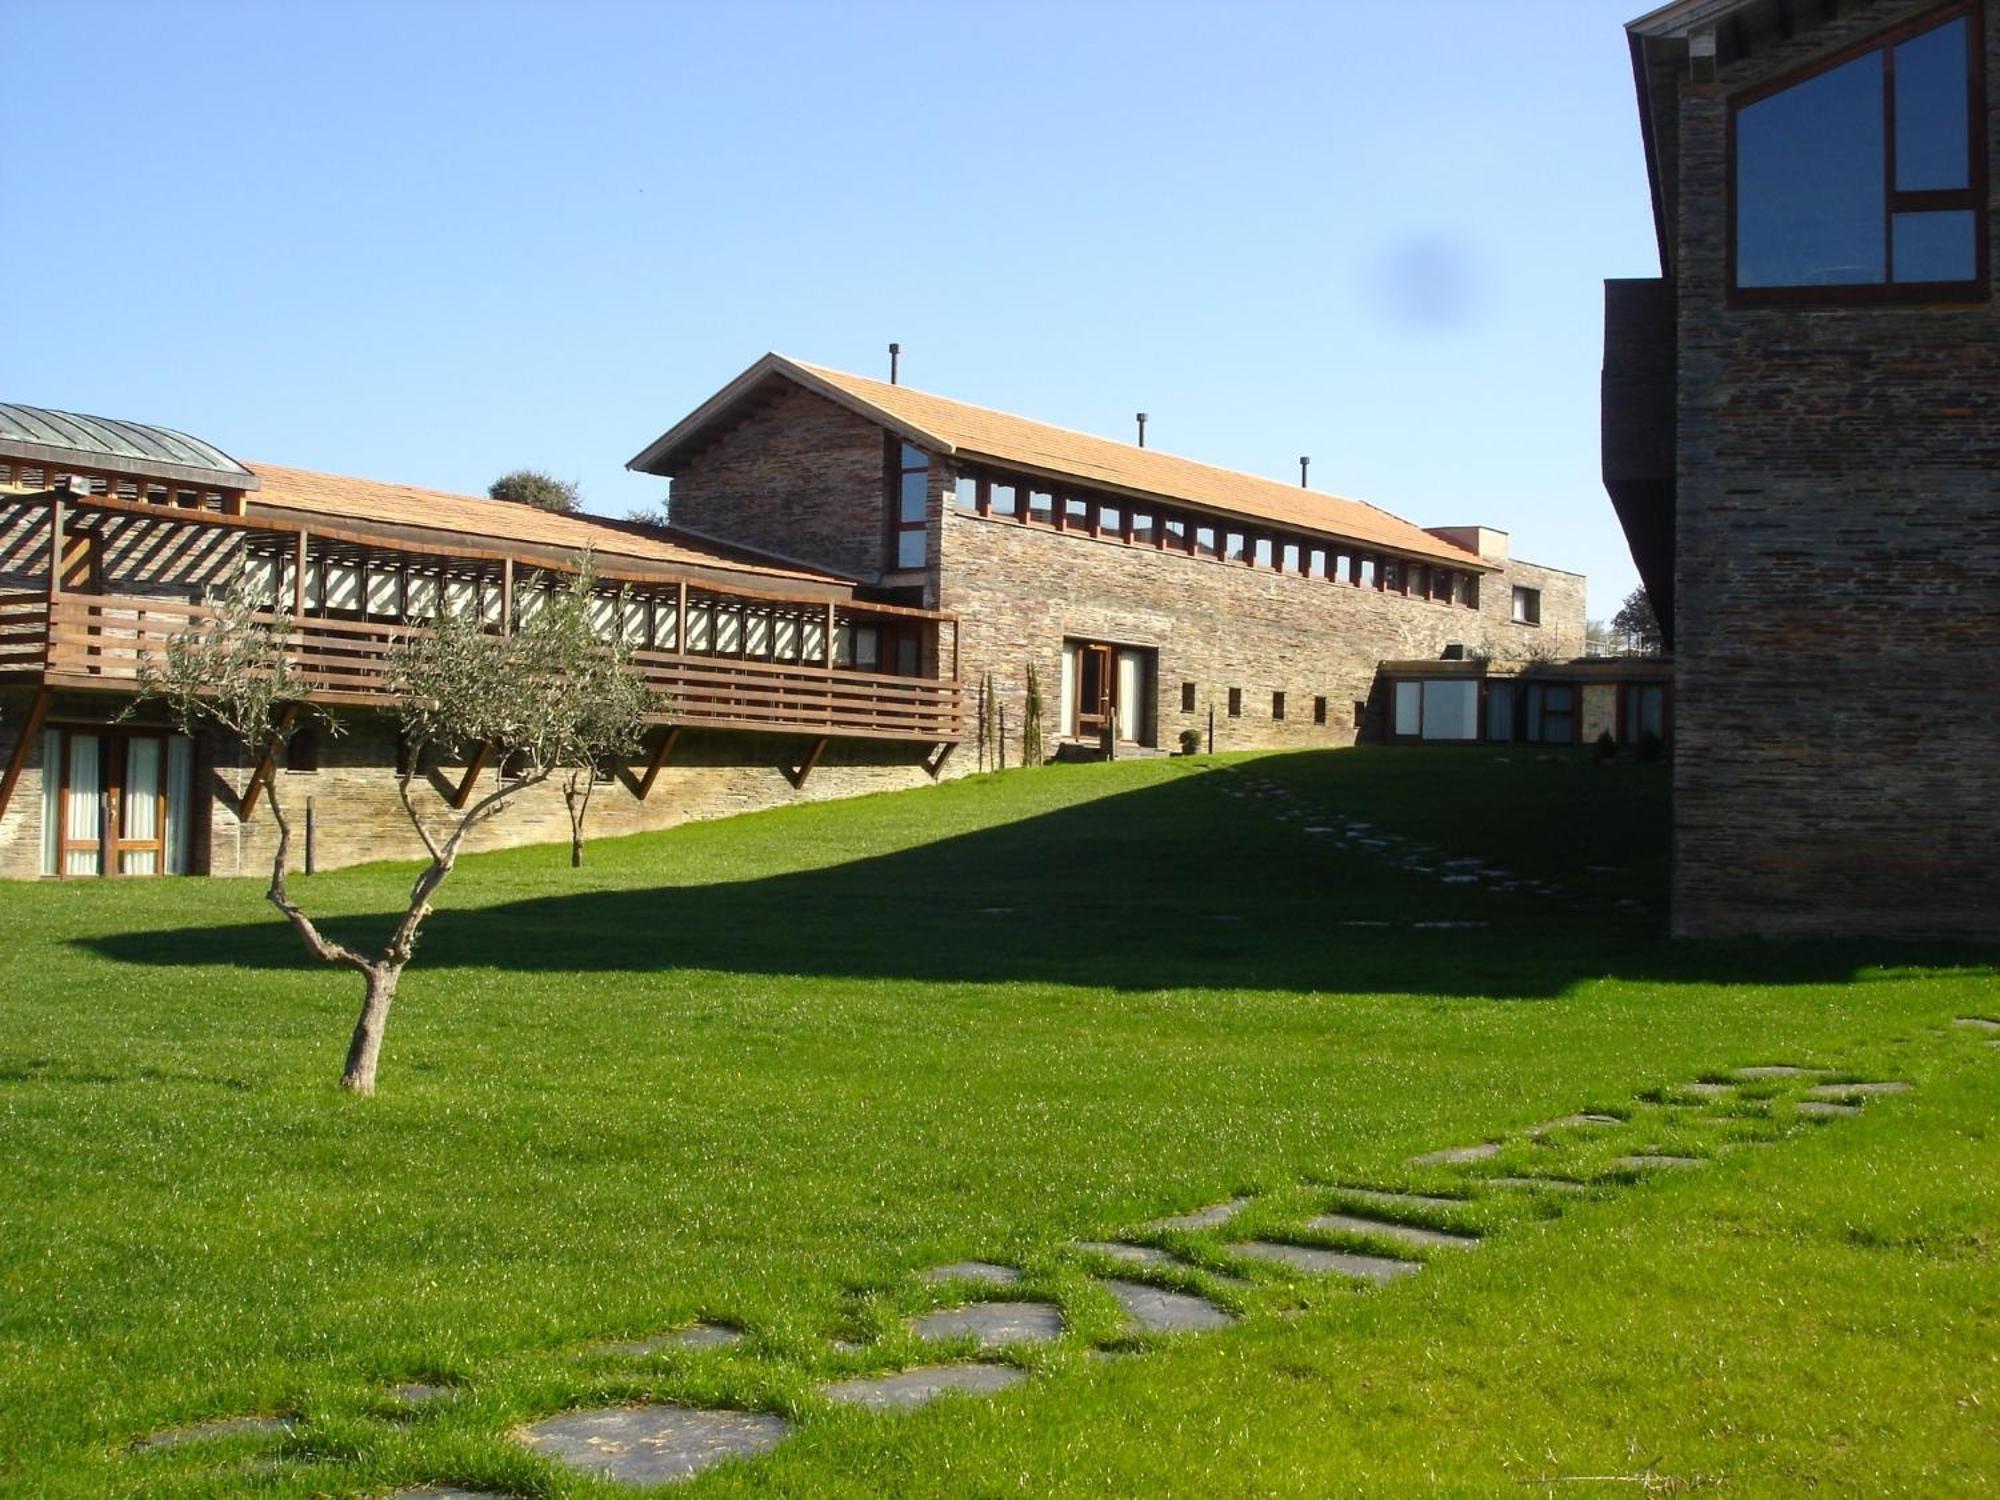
(1136, 412, 1148, 448)
(888, 343, 901, 384)
(1299, 456, 1310, 488)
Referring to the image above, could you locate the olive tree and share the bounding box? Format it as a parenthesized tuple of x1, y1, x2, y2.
(488, 469, 580, 514)
(138, 559, 658, 1095)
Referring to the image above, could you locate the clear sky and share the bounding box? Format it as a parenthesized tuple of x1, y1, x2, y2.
(3, 0, 1660, 616)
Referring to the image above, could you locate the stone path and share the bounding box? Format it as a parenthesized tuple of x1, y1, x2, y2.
(824, 1363, 1025, 1411)
(910, 1300, 1065, 1348)
(1100, 1278, 1236, 1333)
(595, 1321, 746, 1356)
(154, 1051, 1939, 1492)
(1305, 1213, 1479, 1252)
(922, 1260, 1022, 1286)
(519, 1404, 792, 1485)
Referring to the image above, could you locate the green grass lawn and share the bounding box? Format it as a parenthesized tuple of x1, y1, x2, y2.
(1, 747, 1994, 1497)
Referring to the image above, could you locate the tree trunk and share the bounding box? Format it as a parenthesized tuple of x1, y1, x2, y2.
(340, 966, 401, 1096)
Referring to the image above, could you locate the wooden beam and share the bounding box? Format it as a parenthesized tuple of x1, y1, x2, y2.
(450, 742, 491, 810)
(293, 528, 309, 616)
(239, 703, 301, 821)
(635, 725, 681, 800)
(46, 492, 64, 604)
(783, 736, 829, 790)
(501, 556, 514, 635)
(0, 687, 52, 824)
(924, 739, 957, 781)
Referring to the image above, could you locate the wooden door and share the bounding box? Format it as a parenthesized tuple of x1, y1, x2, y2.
(1076, 643, 1114, 735)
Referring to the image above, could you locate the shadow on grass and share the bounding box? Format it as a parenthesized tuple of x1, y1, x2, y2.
(82, 755, 1997, 1001)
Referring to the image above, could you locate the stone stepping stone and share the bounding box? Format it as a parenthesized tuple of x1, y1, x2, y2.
(910, 1301, 1064, 1348)
(922, 1261, 1022, 1286)
(1408, 1143, 1500, 1167)
(1531, 1113, 1624, 1133)
(1954, 1017, 2000, 1034)
(391, 1490, 513, 1499)
(1305, 1213, 1478, 1251)
(822, 1362, 1025, 1411)
(1734, 1065, 1824, 1079)
(1483, 1175, 1589, 1194)
(1680, 1082, 1736, 1099)
(390, 1382, 455, 1407)
(1616, 1154, 1705, 1171)
(1073, 1241, 1180, 1268)
(520, 1403, 792, 1485)
(1334, 1187, 1467, 1212)
(1098, 1277, 1236, 1333)
(1146, 1197, 1252, 1232)
(133, 1415, 294, 1451)
(1798, 1100, 1861, 1118)
(1806, 1081, 1911, 1099)
(597, 1321, 746, 1356)
(1228, 1240, 1422, 1284)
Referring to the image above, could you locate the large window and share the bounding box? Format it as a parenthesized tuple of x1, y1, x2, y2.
(1733, 5, 1985, 298)
(1512, 586, 1541, 625)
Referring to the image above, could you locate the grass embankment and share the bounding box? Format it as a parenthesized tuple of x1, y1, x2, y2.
(0, 748, 1994, 1496)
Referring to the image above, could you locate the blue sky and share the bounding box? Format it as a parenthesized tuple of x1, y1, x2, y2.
(3, 0, 1659, 614)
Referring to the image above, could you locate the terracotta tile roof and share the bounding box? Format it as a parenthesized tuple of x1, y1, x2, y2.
(630, 354, 1487, 570)
(242, 462, 851, 586)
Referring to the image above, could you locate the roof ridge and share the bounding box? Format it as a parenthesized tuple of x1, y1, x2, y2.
(787, 358, 1390, 512)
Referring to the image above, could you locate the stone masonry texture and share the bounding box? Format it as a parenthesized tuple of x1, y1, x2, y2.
(1669, 0, 2000, 940)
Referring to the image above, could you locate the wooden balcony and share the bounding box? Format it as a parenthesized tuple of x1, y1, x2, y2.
(1, 592, 965, 745)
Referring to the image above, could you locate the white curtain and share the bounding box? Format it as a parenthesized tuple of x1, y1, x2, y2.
(1393, 682, 1421, 737)
(39, 729, 61, 875)
(1421, 680, 1478, 741)
(121, 738, 161, 875)
(1116, 650, 1144, 742)
(165, 735, 193, 874)
(64, 735, 101, 876)
(1059, 646, 1077, 737)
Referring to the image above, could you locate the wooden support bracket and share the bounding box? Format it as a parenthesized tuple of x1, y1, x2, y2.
(450, 741, 492, 810)
(924, 740, 958, 780)
(239, 703, 301, 821)
(635, 726, 682, 801)
(0, 687, 53, 825)
(783, 736, 829, 790)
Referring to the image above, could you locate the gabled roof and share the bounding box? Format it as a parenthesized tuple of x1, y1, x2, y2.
(0, 402, 260, 491)
(244, 462, 854, 587)
(629, 353, 1490, 571)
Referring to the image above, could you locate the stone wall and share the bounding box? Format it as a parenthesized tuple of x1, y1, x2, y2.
(936, 493, 1586, 762)
(664, 383, 890, 581)
(1668, 0, 2000, 939)
(0, 691, 938, 879)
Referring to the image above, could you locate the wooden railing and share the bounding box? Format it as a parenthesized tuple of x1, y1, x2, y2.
(18, 593, 964, 744)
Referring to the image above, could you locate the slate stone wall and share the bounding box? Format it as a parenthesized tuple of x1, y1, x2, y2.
(936, 494, 1586, 762)
(664, 384, 890, 581)
(0, 692, 936, 879)
(1670, 0, 2000, 939)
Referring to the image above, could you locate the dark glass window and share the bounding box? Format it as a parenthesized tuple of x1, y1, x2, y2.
(1272, 691, 1285, 721)
(952, 475, 980, 512)
(1512, 586, 1542, 626)
(1313, 695, 1328, 725)
(890, 442, 929, 569)
(1734, 8, 1981, 295)
(1227, 688, 1242, 718)
(1180, 681, 1196, 712)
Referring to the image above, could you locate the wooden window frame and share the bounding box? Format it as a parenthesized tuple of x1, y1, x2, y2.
(886, 437, 931, 571)
(1727, 0, 1987, 306)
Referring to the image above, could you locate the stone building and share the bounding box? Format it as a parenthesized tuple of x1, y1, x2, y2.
(631, 354, 1588, 759)
(1608, 0, 1997, 939)
(0, 406, 962, 878)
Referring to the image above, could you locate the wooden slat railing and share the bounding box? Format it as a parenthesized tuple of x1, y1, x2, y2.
(31, 593, 964, 743)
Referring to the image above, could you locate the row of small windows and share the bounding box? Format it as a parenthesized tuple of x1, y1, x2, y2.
(0, 461, 233, 511)
(945, 468, 1484, 609)
(1192, 682, 1331, 726)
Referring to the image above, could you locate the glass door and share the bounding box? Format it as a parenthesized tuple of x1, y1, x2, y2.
(116, 735, 166, 875)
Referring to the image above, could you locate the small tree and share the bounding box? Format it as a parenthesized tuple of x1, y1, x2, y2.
(138, 560, 656, 1095)
(1610, 587, 1664, 655)
(1021, 662, 1045, 767)
(489, 469, 580, 515)
(535, 573, 655, 868)
(626, 502, 671, 530)
(978, 671, 996, 772)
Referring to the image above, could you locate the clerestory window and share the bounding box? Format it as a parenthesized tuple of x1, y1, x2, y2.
(1732, 4, 1985, 301)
